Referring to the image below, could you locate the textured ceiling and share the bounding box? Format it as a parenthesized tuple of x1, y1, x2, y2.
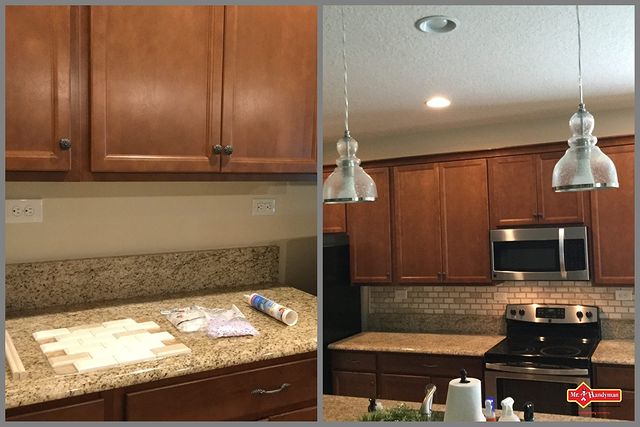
(322, 5, 635, 143)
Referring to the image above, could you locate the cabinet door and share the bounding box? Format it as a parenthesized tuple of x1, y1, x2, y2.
(6, 6, 72, 171)
(347, 168, 392, 283)
(393, 164, 442, 283)
(440, 159, 491, 283)
(220, 6, 316, 173)
(590, 145, 634, 285)
(90, 6, 224, 172)
(536, 152, 586, 224)
(488, 155, 538, 227)
(268, 406, 317, 421)
(332, 371, 376, 398)
(323, 171, 347, 233)
(378, 374, 432, 402)
(5, 398, 105, 421)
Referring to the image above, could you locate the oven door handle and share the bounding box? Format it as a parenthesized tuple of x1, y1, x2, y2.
(558, 227, 567, 279)
(485, 362, 589, 376)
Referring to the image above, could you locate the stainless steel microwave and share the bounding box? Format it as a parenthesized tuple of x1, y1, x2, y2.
(490, 226, 589, 281)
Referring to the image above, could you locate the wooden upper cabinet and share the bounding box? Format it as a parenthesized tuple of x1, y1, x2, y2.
(6, 6, 72, 171)
(536, 152, 586, 224)
(440, 159, 491, 283)
(347, 168, 392, 283)
(393, 164, 442, 283)
(323, 171, 347, 233)
(590, 144, 634, 285)
(489, 153, 585, 228)
(90, 6, 224, 172)
(220, 6, 317, 173)
(488, 155, 538, 227)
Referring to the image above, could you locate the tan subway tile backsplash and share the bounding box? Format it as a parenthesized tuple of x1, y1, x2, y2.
(370, 281, 635, 320)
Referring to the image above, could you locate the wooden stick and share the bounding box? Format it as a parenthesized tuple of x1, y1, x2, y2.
(5, 331, 26, 380)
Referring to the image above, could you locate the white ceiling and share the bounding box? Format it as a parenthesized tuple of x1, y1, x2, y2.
(322, 5, 635, 143)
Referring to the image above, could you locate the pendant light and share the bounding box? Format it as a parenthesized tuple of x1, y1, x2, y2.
(323, 7, 378, 204)
(552, 5, 619, 192)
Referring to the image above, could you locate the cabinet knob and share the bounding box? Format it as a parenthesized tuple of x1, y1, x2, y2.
(223, 145, 234, 156)
(213, 144, 223, 155)
(59, 138, 71, 150)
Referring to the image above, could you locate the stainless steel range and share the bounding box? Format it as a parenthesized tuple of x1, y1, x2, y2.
(484, 304, 600, 417)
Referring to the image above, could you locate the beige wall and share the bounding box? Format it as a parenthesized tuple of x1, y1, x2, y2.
(5, 181, 317, 292)
(323, 107, 635, 163)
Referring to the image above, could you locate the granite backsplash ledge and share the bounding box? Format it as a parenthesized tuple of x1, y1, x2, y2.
(6, 246, 279, 314)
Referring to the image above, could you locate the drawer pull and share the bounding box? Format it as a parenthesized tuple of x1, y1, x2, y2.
(350, 360, 360, 364)
(251, 383, 290, 395)
(422, 364, 439, 368)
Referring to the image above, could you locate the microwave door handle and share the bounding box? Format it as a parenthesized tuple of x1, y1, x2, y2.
(558, 227, 567, 279)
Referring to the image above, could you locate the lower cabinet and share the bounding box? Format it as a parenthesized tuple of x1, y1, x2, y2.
(331, 350, 483, 404)
(6, 352, 316, 421)
(592, 364, 634, 421)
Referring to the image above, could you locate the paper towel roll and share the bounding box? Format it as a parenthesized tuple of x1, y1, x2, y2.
(444, 377, 486, 422)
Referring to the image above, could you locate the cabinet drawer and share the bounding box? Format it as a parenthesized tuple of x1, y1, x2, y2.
(594, 365, 635, 390)
(268, 406, 317, 421)
(378, 374, 431, 402)
(378, 353, 482, 378)
(332, 371, 376, 398)
(594, 390, 634, 421)
(125, 357, 316, 420)
(6, 398, 105, 421)
(332, 351, 376, 372)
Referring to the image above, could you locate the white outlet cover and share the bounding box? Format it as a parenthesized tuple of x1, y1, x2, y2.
(394, 289, 408, 300)
(615, 290, 633, 301)
(6, 199, 43, 223)
(252, 199, 276, 216)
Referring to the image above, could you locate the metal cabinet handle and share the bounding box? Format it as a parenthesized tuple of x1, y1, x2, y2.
(422, 364, 439, 368)
(59, 138, 71, 150)
(213, 144, 223, 155)
(350, 360, 360, 364)
(223, 145, 233, 155)
(251, 383, 290, 395)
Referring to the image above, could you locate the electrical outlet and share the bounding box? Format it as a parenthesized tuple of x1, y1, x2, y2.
(6, 199, 43, 223)
(394, 289, 408, 300)
(252, 199, 276, 216)
(615, 290, 633, 301)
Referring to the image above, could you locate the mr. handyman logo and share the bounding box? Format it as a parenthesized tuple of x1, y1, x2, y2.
(567, 382, 622, 408)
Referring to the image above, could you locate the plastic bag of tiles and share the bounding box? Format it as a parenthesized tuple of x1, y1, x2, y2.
(204, 305, 259, 339)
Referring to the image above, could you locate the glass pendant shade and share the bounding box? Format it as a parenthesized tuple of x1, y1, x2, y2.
(323, 131, 377, 203)
(552, 105, 619, 192)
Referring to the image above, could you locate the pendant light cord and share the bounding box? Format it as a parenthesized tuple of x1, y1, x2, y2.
(576, 5, 584, 105)
(341, 6, 350, 135)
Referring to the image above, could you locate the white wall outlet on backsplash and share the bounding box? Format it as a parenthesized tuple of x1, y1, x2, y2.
(252, 199, 276, 216)
(615, 290, 633, 301)
(5, 199, 43, 223)
(394, 289, 408, 301)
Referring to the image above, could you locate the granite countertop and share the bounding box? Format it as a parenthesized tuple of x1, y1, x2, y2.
(5, 286, 317, 409)
(593, 340, 635, 365)
(322, 395, 619, 422)
(328, 331, 504, 356)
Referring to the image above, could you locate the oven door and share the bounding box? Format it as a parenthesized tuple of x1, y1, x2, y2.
(485, 363, 592, 417)
(490, 226, 589, 281)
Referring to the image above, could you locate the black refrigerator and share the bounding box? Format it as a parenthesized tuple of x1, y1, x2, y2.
(323, 232, 362, 394)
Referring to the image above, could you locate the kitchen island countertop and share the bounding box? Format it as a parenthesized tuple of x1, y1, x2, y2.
(328, 331, 504, 356)
(5, 286, 316, 409)
(322, 395, 620, 422)
(592, 340, 635, 365)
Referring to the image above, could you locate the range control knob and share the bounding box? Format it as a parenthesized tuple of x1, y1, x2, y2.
(510, 309, 517, 316)
(586, 311, 593, 319)
(518, 309, 525, 316)
(576, 311, 584, 320)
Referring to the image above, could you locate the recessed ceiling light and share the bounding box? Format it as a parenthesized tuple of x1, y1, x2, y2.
(415, 15, 458, 33)
(426, 96, 451, 108)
